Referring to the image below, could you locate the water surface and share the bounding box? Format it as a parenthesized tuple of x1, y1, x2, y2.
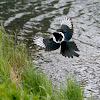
(0, 0, 100, 99)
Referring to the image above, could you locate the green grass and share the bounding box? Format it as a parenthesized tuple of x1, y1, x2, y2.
(61, 79, 84, 100)
(0, 24, 92, 100)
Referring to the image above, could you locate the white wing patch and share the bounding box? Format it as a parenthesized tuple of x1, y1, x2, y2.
(60, 16, 72, 29)
(53, 32, 64, 43)
(34, 37, 45, 48)
(59, 32, 64, 42)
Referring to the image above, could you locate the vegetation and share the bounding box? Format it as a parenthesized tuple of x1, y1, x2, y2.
(0, 24, 88, 100)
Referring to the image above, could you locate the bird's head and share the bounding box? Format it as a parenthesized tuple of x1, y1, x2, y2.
(53, 32, 64, 43)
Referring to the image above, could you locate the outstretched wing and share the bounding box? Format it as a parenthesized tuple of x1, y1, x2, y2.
(60, 41, 79, 58)
(43, 38, 60, 51)
(60, 16, 73, 40)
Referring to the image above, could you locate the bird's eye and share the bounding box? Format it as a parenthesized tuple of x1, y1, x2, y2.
(59, 37, 62, 41)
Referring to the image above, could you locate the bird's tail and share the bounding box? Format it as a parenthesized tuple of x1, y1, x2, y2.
(60, 41, 79, 58)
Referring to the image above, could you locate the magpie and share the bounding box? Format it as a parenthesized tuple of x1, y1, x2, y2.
(43, 16, 79, 58)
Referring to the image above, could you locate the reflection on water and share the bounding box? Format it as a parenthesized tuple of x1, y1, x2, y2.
(0, 0, 100, 99)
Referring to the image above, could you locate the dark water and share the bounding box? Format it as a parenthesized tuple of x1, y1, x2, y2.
(0, 0, 100, 99)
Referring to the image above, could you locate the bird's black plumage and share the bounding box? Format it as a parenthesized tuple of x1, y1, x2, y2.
(43, 16, 79, 58)
(43, 38, 60, 51)
(61, 25, 73, 40)
(60, 41, 79, 58)
(53, 32, 63, 42)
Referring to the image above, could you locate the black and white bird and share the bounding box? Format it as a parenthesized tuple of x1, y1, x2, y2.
(35, 16, 79, 58)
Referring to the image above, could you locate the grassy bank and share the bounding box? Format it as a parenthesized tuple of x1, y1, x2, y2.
(0, 24, 85, 100)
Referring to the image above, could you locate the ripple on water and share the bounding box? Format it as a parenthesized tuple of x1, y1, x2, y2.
(0, 0, 100, 99)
